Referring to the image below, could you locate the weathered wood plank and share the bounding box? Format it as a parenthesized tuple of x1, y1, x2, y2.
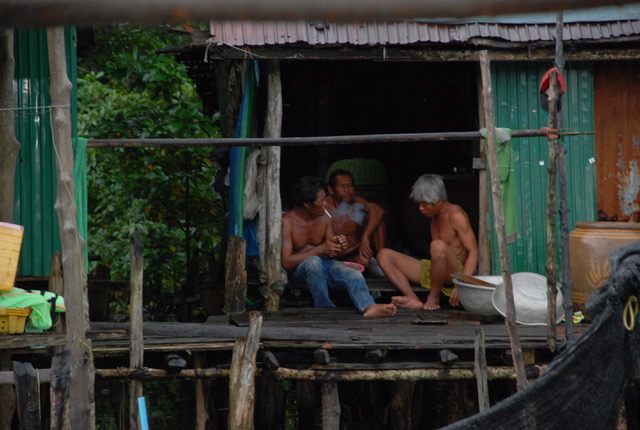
(13, 361, 42, 430)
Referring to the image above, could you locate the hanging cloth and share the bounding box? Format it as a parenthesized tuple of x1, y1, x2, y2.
(481, 127, 519, 243)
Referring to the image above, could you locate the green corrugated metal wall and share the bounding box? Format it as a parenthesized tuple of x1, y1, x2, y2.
(489, 61, 597, 275)
(13, 28, 84, 277)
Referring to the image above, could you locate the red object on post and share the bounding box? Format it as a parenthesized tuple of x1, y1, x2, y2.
(539, 67, 567, 112)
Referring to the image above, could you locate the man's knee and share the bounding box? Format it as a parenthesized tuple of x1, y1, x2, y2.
(430, 240, 449, 259)
(299, 255, 323, 272)
(376, 248, 393, 267)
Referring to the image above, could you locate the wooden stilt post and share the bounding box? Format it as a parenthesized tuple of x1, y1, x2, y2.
(474, 328, 490, 412)
(194, 353, 211, 430)
(50, 350, 72, 430)
(129, 231, 144, 430)
(0, 355, 15, 430)
(228, 311, 262, 429)
(296, 380, 316, 429)
(260, 60, 284, 312)
(479, 49, 528, 391)
(388, 381, 415, 430)
(321, 382, 340, 430)
(257, 374, 284, 430)
(224, 236, 247, 314)
(13, 361, 42, 430)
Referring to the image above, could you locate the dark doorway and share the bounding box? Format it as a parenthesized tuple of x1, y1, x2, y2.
(279, 60, 480, 257)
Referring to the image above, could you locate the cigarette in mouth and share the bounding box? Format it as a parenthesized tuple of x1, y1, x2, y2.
(324, 209, 332, 218)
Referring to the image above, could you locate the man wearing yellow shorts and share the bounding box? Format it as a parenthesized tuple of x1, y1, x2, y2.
(377, 174, 478, 311)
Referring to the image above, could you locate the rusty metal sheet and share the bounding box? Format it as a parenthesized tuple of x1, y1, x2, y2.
(594, 61, 640, 221)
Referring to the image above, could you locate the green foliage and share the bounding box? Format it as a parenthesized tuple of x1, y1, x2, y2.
(78, 24, 224, 321)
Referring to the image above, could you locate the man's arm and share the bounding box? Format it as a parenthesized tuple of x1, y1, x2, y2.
(357, 198, 384, 259)
(281, 215, 344, 271)
(451, 208, 479, 275)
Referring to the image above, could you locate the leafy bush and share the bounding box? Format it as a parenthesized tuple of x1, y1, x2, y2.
(78, 24, 224, 321)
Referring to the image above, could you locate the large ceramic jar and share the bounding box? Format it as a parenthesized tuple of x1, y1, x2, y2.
(569, 221, 640, 317)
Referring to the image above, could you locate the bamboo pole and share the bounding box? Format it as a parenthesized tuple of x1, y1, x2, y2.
(129, 232, 144, 430)
(478, 50, 528, 391)
(0, 0, 632, 28)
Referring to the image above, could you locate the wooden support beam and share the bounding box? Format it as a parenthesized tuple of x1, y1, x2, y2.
(474, 329, 490, 412)
(0, 362, 551, 384)
(321, 382, 340, 430)
(129, 232, 144, 430)
(50, 351, 71, 430)
(228, 311, 263, 429)
(224, 236, 248, 314)
(261, 60, 284, 312)
(48, 26, 96, 429)
(0, 355, 15, 430)
(479, 49, 528, 391)
(193, 353, 211, 430)
(13, 361, 42, 430)
(388, 381, 415, 430)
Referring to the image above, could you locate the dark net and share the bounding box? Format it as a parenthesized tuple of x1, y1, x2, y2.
(441, 242, 640, 430)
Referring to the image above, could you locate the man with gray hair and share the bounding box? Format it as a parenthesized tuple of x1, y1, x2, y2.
(377, 174, 478, 311)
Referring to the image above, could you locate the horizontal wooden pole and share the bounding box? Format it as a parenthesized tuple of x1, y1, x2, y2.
(94, 364, 543, 381)
(0, 364, 541, 384)
(1, 0, 633, 29)
(86, 129, 581, 149)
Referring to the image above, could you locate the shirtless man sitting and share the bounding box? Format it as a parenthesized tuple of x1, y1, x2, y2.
(281, 175, 396, 317)
(324, 168, 386, 277)
(377, 174, 478, 311)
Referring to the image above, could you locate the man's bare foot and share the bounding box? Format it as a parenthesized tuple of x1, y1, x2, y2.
(363, 303, 397, 317)
(422, 294, 441, 311)
(391, 295, 424, 310)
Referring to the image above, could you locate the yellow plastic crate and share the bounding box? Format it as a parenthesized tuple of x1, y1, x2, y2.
(0, 308, 30, 334)
(0, 223, 24, 293)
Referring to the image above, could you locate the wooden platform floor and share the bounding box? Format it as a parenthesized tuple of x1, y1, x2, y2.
(83, 307, 589, 371)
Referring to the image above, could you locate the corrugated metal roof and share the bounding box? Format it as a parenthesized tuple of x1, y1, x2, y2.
(209, 19, 640, 47)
